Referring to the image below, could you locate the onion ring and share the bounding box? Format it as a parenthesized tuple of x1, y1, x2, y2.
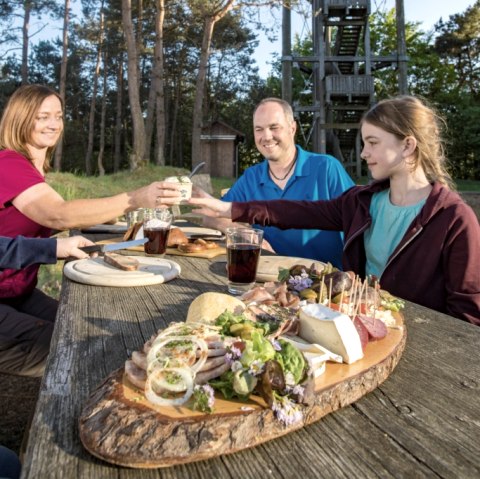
(145, 367, 194, 406)
(147, 335, 208, 374)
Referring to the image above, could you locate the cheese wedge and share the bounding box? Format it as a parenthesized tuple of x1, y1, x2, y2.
(299, 304, 363, 364)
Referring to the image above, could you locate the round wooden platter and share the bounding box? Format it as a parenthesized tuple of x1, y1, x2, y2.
(79, 314, 406, 469)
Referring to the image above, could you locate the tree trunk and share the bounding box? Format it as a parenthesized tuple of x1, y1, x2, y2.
(122, 0, 147, 170)
(191, 0, 235, 168)
(21, 1, 31, 84)
(97, 51, 108, 177)
(54, 0, 71, 172)
(114, 58, 124, 173)
(169, 78, 181, 167)
(85, 11, 104, 176)
(154, 0, 166, 166)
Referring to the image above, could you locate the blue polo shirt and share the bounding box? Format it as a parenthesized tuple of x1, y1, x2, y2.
(223, 146, 354, 268)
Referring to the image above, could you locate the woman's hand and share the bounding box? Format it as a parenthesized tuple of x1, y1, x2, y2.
(188, 197, 233, 218)
(56, 236, 95, 259)
(129, 181, 183, 209)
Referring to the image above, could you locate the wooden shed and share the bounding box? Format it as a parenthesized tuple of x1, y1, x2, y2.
(200, 120, 245, 179)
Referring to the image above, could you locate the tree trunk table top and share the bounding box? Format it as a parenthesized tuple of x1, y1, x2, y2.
(20, 253, 480, 478)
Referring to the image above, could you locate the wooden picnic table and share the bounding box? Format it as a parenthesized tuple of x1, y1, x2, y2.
(20, 245, 480, 478)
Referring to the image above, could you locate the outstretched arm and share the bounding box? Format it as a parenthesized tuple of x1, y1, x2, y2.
(188, 196, 233, 219)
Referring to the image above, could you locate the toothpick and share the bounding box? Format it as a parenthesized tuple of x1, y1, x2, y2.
(339, 283, 345, 314)
(319, 275, 325, 304)
(353, 279, 367, 318)
(328, 277, 333, 306)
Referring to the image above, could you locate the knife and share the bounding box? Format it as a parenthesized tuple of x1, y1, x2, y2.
(80, 238, 147, 254)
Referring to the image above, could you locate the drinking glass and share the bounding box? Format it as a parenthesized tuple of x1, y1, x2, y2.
(143, 208, 173, 255)
(126, 208, 144, 229)
(226, 227, 263, 295)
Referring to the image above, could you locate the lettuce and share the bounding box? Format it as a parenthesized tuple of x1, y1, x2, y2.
(275, 339, 306, 385)
(240, 330, 276, 367)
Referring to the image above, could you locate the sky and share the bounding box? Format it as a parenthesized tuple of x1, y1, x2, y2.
(253, 0, 476, 78)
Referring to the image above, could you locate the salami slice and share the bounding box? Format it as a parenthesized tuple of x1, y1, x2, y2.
(356, 314, 388, 340)
(353, 316, 369, 351)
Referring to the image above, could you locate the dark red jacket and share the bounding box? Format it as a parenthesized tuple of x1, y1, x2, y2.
(232, 181, 480, 325)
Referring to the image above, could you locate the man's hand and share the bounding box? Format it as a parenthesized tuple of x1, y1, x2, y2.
(56, 236, 95, 259)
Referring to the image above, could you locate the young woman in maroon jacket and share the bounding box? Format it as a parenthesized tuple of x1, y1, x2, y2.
(190, 96, 480, 325)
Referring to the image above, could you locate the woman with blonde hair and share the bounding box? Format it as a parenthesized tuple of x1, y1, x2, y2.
(190, 96, 480, 324)
(0, 84, 180, 376)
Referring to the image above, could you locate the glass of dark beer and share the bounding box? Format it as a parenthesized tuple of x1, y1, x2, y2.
(143, 208, 173, 255)
(226, 227, 263, 295)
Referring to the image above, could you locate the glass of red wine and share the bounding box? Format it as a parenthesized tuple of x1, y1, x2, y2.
(226, 227, 264, 295)
(143, 208, 173, 255)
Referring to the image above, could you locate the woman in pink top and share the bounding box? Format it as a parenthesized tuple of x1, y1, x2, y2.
(0, 85, 181, 377)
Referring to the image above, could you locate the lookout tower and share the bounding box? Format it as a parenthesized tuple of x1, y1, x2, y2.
(282, 0, 407, 177)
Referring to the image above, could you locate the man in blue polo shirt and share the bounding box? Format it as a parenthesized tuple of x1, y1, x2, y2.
(203, 98, 354, 267)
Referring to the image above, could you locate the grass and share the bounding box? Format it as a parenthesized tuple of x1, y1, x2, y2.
(38, 168, 480, 299)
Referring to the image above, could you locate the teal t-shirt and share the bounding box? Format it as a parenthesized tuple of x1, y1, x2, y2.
(364, 189, 426, 277)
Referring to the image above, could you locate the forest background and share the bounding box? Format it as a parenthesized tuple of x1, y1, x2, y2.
(0, 0, 479, 181)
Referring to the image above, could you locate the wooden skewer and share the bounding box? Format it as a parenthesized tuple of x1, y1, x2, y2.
(319, 275, 325, 304)
(353, 279, 367, 318)
(339, 284, 345, 314)
(328, 278, 333, 305)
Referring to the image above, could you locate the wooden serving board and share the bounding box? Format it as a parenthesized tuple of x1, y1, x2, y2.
(94, 237, 226, 259)
(256, 256, 324, 282)
(79, 314, 406, 468)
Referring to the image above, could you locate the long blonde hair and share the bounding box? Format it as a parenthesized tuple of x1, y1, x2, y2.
(0, 84, 63, 173)
(361, 96, 454, 189)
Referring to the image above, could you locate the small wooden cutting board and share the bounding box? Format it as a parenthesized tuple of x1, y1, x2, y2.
(256, 256, 324, 282)
(93, 237, 226, 259)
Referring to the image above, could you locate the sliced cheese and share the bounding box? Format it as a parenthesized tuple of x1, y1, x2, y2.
(299, 304, 364, 364)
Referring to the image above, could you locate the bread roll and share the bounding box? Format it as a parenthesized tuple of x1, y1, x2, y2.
(167, 227, 189, 247)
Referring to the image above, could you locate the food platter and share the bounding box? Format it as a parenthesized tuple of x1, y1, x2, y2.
(79, 312, 406, 468)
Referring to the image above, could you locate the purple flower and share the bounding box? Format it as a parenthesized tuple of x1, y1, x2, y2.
(225, 345, 242, 365)
(271, 395, 303, 426)
(288, 271, 313, 292)
(269, 338, 282, 351)
(193, 384, 215, 413)
(248, 359, 265, 376)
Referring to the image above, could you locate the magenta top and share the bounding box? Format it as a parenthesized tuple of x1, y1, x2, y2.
(0, 150, 51, 298)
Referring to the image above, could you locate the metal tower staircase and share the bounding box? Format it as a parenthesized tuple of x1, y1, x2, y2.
(283, 0, 375, 176)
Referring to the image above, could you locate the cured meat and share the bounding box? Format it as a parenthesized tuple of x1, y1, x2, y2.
(104, 252, 139, 271)
(356, 314, 388, 340)
(353, 316, 369, 351)
(125, 360, 147, 390)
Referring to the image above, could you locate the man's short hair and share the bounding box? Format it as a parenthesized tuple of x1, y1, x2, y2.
(254, 98, 295, 123)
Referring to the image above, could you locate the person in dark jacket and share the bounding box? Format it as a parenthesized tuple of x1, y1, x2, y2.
(0, 234, 93, 479)
(0, 235, 94, 376)
(189, 96, 480, 325)
(0, 235, 93, 270)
